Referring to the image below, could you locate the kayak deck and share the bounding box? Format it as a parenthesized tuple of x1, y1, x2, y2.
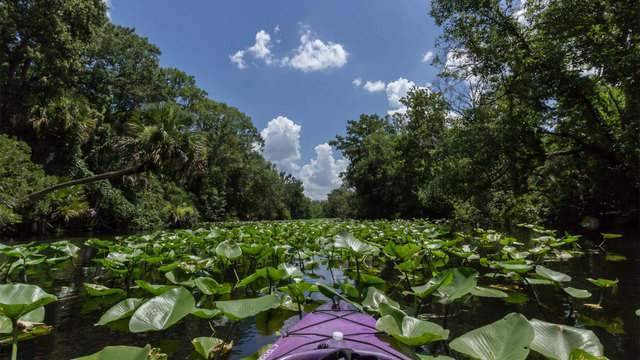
(260, 301, 412, 360)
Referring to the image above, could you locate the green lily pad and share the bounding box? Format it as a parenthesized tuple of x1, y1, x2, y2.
(449, 312, 534, 360)
(529, 319, 603, 360)
(535, 266, 571, 282)
(95, 298, 144, 326)
(129, 287, 195, 332)
(214, 295, 280, 321)
(376, 314, 449, 346)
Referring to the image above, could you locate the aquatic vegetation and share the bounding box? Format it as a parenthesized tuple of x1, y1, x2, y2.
(0, 220, 626, 358)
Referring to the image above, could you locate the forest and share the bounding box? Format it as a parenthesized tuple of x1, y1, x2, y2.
(1, 0, 638, 236)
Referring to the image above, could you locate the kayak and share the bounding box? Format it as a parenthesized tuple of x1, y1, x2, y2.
(259, 301, 413, 360)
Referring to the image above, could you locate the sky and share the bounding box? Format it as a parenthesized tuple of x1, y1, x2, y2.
(107, 0, 443, 199)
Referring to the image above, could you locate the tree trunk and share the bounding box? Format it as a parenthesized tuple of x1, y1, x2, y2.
(21, 163, 146, 205)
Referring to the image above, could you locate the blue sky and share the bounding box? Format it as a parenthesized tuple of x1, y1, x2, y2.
(108, 0, 443, 199)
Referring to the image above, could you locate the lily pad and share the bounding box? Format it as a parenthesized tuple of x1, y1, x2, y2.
(563, 287, 591, 299)
(449, 312, 534, 360)
(0, 284, 57, 319)
(84, 283, 126, 297)
(214, 295, 280, 321)
(129, 287, 195, 332)
(376, 314, 449, 346)
(529, 319, 603, 360)
(95, 298, 144, 326)
(535, 266, 571, 282)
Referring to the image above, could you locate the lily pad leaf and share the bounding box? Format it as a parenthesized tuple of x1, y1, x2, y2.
(411, 272, 452, 299)
(362, 287, 399, 313)
(416, 356, 455, 360)
(470, 286, 508, 298)
(129, 287, 195, 333)
(84, 283, 126, 297)
(192, 337, 232, 359)
(191, 308, 221, 319)
(316, 283, 363, 311)
(585, 278, 618, 288)
(20, 306, 45, 323)
(449, 312, 534, 360)
(214, 295, 280, 321)
(95, 298, 144, 326)
(215, 240, 242, 260)
(604, 252, 626, 262)
(0, 283, 57, 319)
(435, 267, 478, 304)
(72, 345, 160, 360)
(563, 287, 591, 299)
(529, 318, 604, 360)
(334, 233, 379, 255)
(535, 266, 571, 282)
(569, 349, 609, 359)
(135, 280, 176, 296)
(376, 314, 449, 346)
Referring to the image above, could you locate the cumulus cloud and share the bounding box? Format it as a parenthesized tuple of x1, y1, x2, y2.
(445, 48, 480, 87)
(102, 0, 111, 19)
(229, 50, 246, 69)
(260, 116, 301, 173)
(422, 50, 434, 63)
(386, 78, 418, 115)
(283, 30, 349, 72)
(299, 143, 348, 200)
(259, 118, 347, 200)
(363, 80, 386, 93)
(230, 29, 274, 69)
(352, 78, 363, 87)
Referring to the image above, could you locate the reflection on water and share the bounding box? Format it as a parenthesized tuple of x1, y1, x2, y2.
(2, 233, 639, 360)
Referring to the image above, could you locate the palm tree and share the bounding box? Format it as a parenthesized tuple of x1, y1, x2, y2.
(22, 102, 207, 204)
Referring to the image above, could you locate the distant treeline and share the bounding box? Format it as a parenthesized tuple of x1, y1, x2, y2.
(325, 0, 639, 230)
(0, 1, 321, 234)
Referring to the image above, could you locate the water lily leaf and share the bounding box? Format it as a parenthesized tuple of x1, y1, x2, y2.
(95, 298, 144, 326)
(525, 278, 554, 285)
(376, 315, 449, 346)
(411, 272, 452, 299)
(416, 355, 455, 360)
(129, 287, 195, 332)
(0, 316, 11, 334)
(604, 252, 626, 262)
(214, 295, 280, 321)
(563, 287, 591, 299)
(0, 283, 57, 319)
(20, 306, 45, 322)
(362, 287, 399, 313)
(449, 313, 533, 360)
(470, 286, 508, 298)
(72, 345, 158, 360)
(636, 309, 640, 317)
(84, 283, 126, 297)
(585, 278, 618, 288)
(535, 265, 571, 282)
(569, 349, 609, 359)
(529, 319, 603, 360)
(194, 277, 225, 296)
(600, 233, 622, 240)
(334, 233, 378, 255)
(496, 262, 533, 273)
(359, 273, 386, 287)
(215, 240, 242, 260)
(192, 337, 232, 359)
(190, 308, 221, 319)
(435, 267, 478, 304)
(135, 280, 176, 296)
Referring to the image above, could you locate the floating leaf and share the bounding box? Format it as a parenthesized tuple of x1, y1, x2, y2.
(135, 280, 176, 296)
(362, 287, 399, 313)
(563, 287, 591, 299)
(604, 252, 626, 262)
(0, 283, 57, 319)
(470, 286, 508, 298)
(214, 295, 280, 321)
(449, 312, 533, 360)
(84, 283, 126, 297)
(72, 345, 160, 360)
(215, 240, 242, 260)
(535, 266, 571, 282)
(95, 298, 144, 326)
(376, 315, 449, 346)
(334, 233, 379, 255)
(569, 349, 609, 359)
(600, 233, 622, 240)
(129, 287, 195, 332)
(529, 319, 603, 360)
(585, 278, 618, 288)
(435, 267, 478, 304)
(192, 337, 232, 359)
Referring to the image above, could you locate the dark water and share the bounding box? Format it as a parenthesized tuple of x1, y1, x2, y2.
(2, 233, 639, 360)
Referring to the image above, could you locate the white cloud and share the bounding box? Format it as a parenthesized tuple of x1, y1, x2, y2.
(102, 0, 111, 19)
(300, 143, 348, 200)
(260, 116, 301, 173)
(352, 78, 363, 87)
(248, 30, 273, 63)
(386, 78, 416, 115)
(363, 80, 386, 93)
(274, 25, 280, 33)
(259, 118, 347, 200)
(422, 50, 434, 63)
(230, 30, 273, 68)
(445, 48, 480, 87)
(229, 50, 246, 69)
(284, 30, 348, 72)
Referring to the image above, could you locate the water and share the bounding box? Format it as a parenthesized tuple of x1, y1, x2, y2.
(2, 232, 639, 359)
